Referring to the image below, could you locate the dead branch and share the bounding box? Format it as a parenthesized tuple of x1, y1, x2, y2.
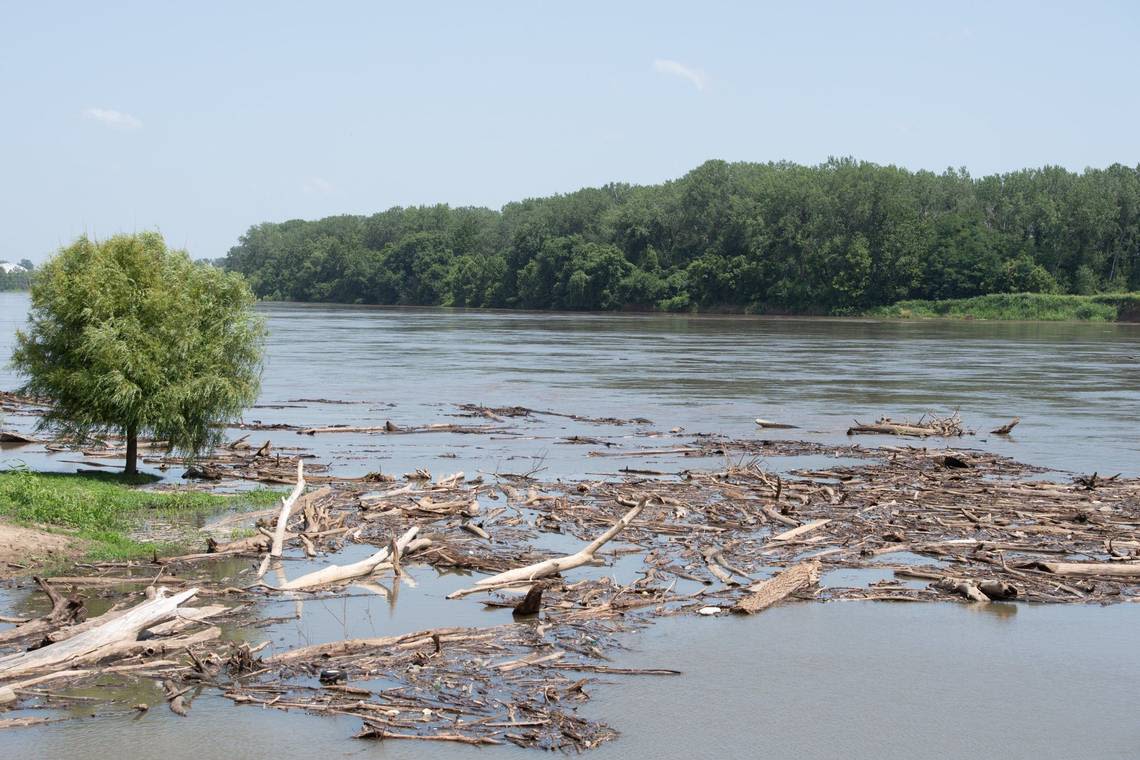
(447, 498, 646, 598)
(276, 526, 420, 590)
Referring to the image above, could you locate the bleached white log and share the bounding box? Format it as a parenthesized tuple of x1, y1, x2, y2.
(447, 499, 645, 599)
(276, 526, 420, 590)
(270, 460, 307, 558)
(0, 587, 199, 679)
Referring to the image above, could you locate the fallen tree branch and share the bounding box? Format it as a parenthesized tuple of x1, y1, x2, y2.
(256, 460, 307, 578)
(760, 505, 799, 527)
(266, 626, 502, 665)
(270, 460, 307, 558)
(0, 578, 85, 644)
(991, 417, 1021, 435)
(847, 414, 965, 438)
(276, 526, 420, 590)
(447, 498, 646, 598)
(355, 725, 503, 745)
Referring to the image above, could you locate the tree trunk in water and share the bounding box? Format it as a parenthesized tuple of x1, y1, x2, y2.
(125, 423, 138, 476)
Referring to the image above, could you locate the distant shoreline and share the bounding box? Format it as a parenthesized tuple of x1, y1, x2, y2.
(8, 286, 1139, 323)
(240, 291, 1140, 324)
(868, 292, 1140, 322)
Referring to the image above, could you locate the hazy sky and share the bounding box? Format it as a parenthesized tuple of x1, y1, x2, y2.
(2, 1, 1137, 262)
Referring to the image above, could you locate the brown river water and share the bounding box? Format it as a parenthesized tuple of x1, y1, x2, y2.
(1, 292, 1139, 758)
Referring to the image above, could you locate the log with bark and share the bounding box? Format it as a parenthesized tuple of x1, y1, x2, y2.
(933, 576, 1019, 602)
(512, 583, 545, 616)
(732, 560, 821, 614)
(990, 417, 1021, 435)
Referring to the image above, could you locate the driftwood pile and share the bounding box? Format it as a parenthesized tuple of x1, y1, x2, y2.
(2, 407, 1139, 747)
(847, 412, 967, 437)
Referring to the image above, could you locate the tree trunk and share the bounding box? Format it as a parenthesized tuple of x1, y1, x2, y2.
(0, 587, 199, 679)
(125, 423, 138, 476)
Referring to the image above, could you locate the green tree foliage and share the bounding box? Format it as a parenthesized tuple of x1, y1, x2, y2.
(0, 260, 33, 290)
(222, 159, 1140, 313)
(12, 233, 265, 474)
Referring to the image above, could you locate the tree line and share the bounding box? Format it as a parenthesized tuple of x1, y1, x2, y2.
(0, 259, 34, 291)
(222, 158, 1140, 313)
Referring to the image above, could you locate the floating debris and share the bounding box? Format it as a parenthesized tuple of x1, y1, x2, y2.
(1, 402, 1137, 748)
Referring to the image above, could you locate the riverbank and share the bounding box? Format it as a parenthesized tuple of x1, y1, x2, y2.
(243, 291, 1140, 322)
(0, 470, 279, 565)
(870, 292, 1140, 321)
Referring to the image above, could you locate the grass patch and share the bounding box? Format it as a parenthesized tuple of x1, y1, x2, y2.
(0, 468, 282, 561)
(870, 292, 1140, 321)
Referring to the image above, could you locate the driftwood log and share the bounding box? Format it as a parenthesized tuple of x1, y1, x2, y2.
(770, 519, 830, 542)
(270, 460, 307, 558)
(255, 461, 307, 578)
(447, 499, 646, 598)
(847, 414, 964, 437)
(733, 560, 821, 614)
(754, 418, 797, 429)
(0, 578, 85, 645)
(276, 526, 421, 590)
(1039, 561, 1140, 577)
(0, 587, 199, 679)
(991, 417, 1021, 435)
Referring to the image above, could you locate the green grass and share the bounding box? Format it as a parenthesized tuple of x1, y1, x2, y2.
(0, 468, 281, 561)
(870, 292, 1140, 322)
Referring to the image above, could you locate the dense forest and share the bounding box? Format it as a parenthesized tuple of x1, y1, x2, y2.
(222, 159, 1140, 314)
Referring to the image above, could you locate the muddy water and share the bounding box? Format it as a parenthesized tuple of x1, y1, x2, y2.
(2, 292, 1140, 757)
(6, 600, 1140, 759)
(3, 294, 1140, 478)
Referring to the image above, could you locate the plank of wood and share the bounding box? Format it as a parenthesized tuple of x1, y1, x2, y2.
(1040, 561, 1140, 577)
(770, 519, 830, 542)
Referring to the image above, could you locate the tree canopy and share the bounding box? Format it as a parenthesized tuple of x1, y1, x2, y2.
(223, 159, 1140, 314)
(13, 233, 265, 474)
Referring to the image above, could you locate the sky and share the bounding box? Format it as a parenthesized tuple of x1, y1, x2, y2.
(1, 1, 1138, 263)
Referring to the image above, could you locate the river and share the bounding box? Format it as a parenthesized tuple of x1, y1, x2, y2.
(1, 291, 1138, 758)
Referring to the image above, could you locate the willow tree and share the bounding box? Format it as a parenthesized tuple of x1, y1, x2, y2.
(12, 233, 265, 475)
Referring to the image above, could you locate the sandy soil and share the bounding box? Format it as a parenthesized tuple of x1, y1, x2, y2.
(0, 521, 81, 577)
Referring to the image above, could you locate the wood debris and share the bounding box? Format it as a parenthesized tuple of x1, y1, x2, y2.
(2, 400, 1139, 749)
